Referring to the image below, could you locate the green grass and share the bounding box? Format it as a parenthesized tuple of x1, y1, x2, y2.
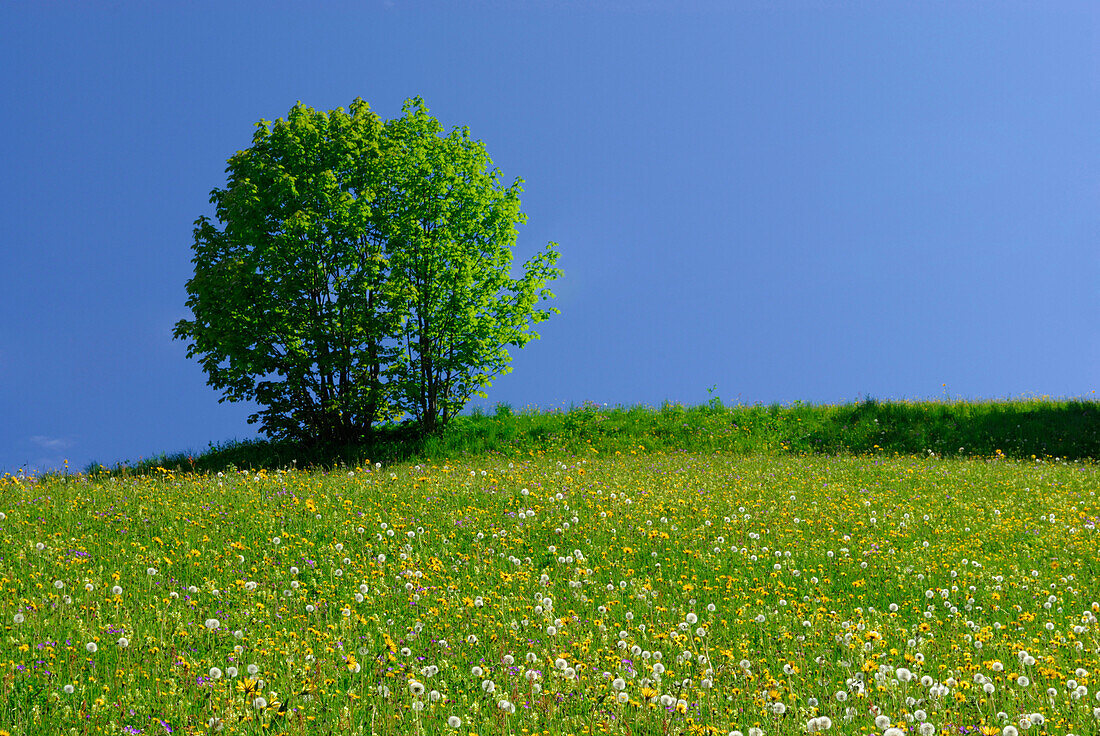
(94, 398, 1100, 477)
(7, 398, 1098, 735)
(3, 452, 1099, 736)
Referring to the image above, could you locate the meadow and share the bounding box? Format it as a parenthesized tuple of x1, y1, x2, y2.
(4, 449, 1099, 736)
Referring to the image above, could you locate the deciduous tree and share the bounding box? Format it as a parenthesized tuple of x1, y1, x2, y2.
(173, 98, 559, 442)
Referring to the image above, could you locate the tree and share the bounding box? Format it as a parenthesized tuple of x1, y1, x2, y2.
(376, 99, 561, 432)
(173, 97, 560, 442)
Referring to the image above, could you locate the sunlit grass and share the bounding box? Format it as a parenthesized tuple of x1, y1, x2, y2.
(3, 452, 1099, 735)
(105, 398, 1100, 477)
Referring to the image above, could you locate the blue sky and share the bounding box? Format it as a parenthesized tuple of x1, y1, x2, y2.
(2, 1, 1097, 474)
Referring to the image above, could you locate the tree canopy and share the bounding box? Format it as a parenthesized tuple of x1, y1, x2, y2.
(173, 97, 560, 443)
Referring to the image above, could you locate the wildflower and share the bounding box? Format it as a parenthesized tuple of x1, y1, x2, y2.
(447, 716, 462, 728)
(86, 642, 98, 653)
(204, 618, 219, 631)
(118, 637, 129, 648)
(63, 684, 75, 694)
(253, 696, 267, 709)
(13, 613, 23, 624)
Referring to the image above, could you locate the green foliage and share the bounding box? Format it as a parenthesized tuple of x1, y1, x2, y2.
(173, 98, 559, 443)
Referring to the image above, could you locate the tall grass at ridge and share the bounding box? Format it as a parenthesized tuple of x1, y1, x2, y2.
(93, 398, 1100, 477)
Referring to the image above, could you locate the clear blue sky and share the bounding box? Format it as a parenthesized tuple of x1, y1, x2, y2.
(2, 1, 1097, 474)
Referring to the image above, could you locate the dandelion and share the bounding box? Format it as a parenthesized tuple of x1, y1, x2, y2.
(63, 684, 75, 694)
(117, 637, 129, 648)
(447, 716, 462, 728)
(85, 642, 98, 653)
(253, 696, 267, 709)
(204, 618, 220, 631)
(209, 667, 222, 679)
(13, 613, 24, 624)
(247, 664, 259, 676)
